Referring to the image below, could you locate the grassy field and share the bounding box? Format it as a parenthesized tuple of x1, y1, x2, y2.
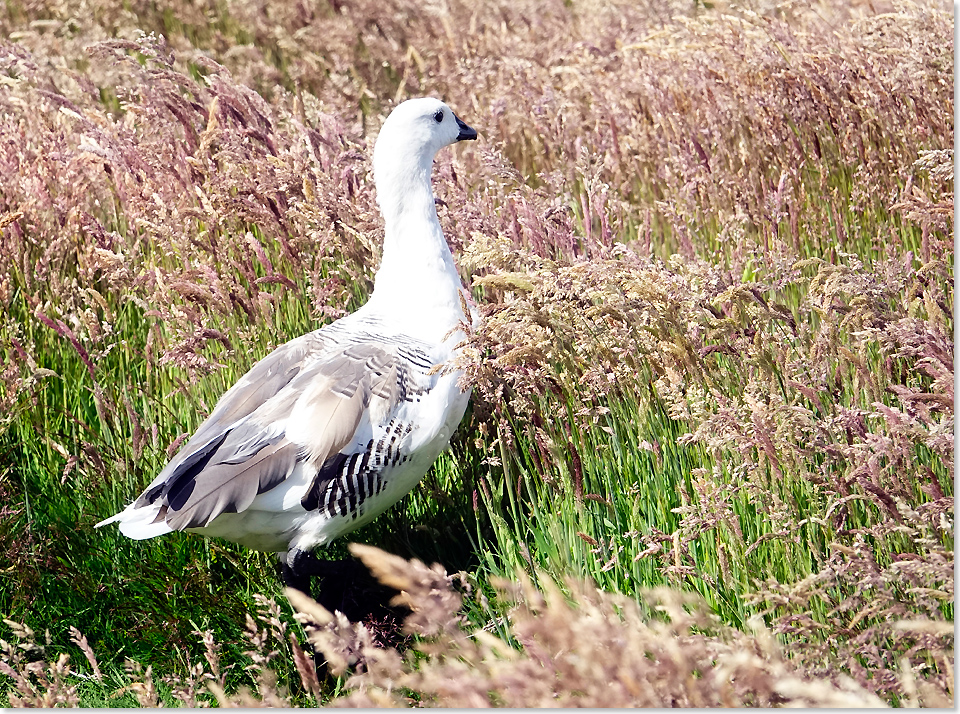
(0, 0, 953, 706)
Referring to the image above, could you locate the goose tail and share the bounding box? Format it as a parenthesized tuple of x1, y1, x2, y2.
(96, 504, 174, 540)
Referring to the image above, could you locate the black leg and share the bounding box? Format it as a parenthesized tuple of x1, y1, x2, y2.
(281, 549, 332, 596)
(281, 549, 336, 680)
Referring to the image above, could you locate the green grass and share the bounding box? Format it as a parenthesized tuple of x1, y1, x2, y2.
(476, 387, 823, 627)
(0, 219, 369, 689)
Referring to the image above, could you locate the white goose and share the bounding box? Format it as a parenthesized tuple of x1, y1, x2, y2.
(97, 98, 478, 592)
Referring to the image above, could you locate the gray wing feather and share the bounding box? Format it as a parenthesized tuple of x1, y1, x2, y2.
(136, 333, 325, 505)
(190, 335, 325, 445)
(289, 344, 403, 467)
(164, 437, 300, 530)
(136, 338, 407, 531)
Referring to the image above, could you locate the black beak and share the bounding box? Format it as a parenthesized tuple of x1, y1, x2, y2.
(455, 114, 478, 141)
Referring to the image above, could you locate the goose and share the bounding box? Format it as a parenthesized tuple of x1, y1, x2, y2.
(97, 97, 479, 595)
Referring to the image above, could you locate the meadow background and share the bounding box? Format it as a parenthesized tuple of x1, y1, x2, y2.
(0, 0, 953, 706)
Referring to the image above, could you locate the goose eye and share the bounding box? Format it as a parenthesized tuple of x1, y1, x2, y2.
(433, 109, 444, 123)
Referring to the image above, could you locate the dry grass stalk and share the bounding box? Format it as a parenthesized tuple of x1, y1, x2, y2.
(285, 547, 892, 707)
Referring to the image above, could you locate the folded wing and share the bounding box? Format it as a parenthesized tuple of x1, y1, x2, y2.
(98, 340, 406, 535)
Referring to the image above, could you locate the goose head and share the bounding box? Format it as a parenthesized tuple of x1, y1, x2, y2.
(373, 98, 477, 216)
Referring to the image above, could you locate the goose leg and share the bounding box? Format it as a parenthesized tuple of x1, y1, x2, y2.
(281, 549, 339, 680)
(281, 548, 331, 596)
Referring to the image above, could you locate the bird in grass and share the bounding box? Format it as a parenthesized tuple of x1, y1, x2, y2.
(97, 98, 479, 596)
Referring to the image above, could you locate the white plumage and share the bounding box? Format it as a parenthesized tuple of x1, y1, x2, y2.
(97, 98, 478, 576)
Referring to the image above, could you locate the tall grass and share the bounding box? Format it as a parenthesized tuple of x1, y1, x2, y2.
(0, 0, 952, 706)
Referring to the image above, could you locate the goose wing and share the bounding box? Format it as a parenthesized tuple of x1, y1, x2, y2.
(102, 339, 406, 533)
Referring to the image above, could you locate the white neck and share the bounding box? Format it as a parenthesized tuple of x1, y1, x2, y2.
(366, 147, 467, 343)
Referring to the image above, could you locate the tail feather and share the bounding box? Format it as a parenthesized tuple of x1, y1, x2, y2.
(96, 505, 174, 540)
